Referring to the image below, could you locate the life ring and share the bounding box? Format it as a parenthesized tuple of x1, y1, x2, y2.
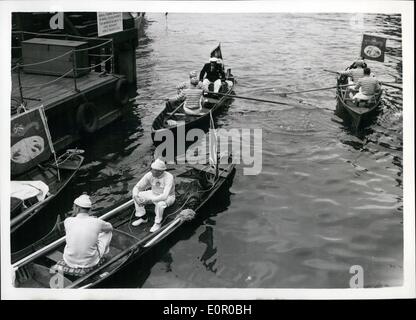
(114, 78, 129, 106)
(76, 102, 99, 134)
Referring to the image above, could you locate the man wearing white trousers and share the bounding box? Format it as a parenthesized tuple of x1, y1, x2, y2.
(131, 159, 175, 233)
(199, 57, 225, 93)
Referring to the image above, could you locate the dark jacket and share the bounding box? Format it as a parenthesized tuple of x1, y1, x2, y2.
(199, 63, 225, 82)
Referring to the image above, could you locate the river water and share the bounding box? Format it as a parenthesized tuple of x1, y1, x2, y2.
(35, 13, 404, 288)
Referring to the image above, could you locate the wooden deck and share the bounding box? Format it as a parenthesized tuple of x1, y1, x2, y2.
(11, 71, 119, 111)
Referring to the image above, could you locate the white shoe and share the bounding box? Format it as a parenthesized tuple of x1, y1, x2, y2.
(150, 223, 161, 233)
(132, 218, 148, 227)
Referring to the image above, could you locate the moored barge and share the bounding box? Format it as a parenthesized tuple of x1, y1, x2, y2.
(11, 12, 144, 153)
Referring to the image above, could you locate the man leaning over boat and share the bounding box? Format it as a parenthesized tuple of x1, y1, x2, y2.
(62, 194, 113, 270)
(131, 159, 175, 233)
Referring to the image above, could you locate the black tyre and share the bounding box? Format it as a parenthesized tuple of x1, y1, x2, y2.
(76, 102, 99, 134)
(114, 78, 129, 106)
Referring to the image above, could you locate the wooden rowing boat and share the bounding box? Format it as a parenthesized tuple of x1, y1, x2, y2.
(12, 158, 235, 288)
(151, 70, 235, 145)
(335, 73, 383, 132)
(11, 149, 84, 235)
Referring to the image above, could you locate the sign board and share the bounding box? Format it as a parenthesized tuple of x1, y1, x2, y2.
(11, 106, 54, 176)
(360, 34, 387, 62)
(97, 12, 123, 36)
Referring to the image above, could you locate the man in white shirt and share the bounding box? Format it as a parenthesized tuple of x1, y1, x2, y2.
(131, 159, 176, 232)
(353, 67, 381, 103)
(63, 194, 113, 269)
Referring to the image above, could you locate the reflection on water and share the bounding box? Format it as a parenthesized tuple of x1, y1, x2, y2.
(20, 13, 403, 288)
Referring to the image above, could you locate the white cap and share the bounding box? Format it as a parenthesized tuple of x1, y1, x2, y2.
(209, 57, 218, 63)
(151, 158, 167, 171)
(74, 194, 92, 208)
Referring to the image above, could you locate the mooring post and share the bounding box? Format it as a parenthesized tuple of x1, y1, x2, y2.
(111, 39, 115, 73)
(16, 63, 24, 104)
(71, 49, 79, 92)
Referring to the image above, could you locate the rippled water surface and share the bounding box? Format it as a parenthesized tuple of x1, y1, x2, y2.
(34, 13, 404, 288)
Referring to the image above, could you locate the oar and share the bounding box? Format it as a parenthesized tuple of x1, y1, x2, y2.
(323, 69, 402, 89)
(323, 68, 341, 75)
(166, 101, 185, 120)
(204, 91, 302, 107)
(380, 82, 402, 89)
(275, 83, 355, 97)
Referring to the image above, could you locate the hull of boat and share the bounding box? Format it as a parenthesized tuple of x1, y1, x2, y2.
(335, 86, 382, 132)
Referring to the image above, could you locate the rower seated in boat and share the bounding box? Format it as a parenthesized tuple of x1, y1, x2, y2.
(338, 59, 367, 99)
(199, 57, 225, 94)
(131, 159, 175, 233)
(352, 67, 381, 106)
(339, 59, 367, 85)
(173, 72, 203, 115)
(176, 70, 203, 92)
(62, 194, 113, 270)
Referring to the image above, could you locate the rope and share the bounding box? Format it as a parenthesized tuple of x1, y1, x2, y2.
(20, 69, 74, 89)
(17, 50, 72, 68)
(75, 55, 113, 71)
(88, 54, 112, 58)
(74, 39, 113, 52)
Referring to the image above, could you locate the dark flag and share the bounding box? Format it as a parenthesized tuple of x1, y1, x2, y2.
(210, 43, 222, 59)
(360, 34, 387, 62)
(11, 106, 54, 176)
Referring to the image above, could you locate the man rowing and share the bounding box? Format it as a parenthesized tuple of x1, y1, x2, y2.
(131, 158, 175, 233)
(199, 57, 225, 93)
(340, 59, 367, 84)
(178, 78, 204, 115)
(176, 70, 203, 92)
(172, 70, 204, 115)
(63, 194, 113, 269)
(352, 67, 381, 105)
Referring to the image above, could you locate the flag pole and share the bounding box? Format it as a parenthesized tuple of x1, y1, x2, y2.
(209, 110, 219, 180)
(40, 105, 60, 181)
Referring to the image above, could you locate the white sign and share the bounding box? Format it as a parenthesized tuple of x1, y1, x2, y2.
(97, 12, 123, 36)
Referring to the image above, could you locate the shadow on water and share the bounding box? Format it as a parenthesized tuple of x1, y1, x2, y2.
(96, 170, 235, 288)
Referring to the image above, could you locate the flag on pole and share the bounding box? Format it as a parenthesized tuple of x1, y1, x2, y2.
(360, 34, 387, 62)
(210, 43, 222, 59)
(208, 111, 218, 167)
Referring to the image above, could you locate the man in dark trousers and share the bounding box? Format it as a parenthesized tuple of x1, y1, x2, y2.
(199, 57, 225, 93)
